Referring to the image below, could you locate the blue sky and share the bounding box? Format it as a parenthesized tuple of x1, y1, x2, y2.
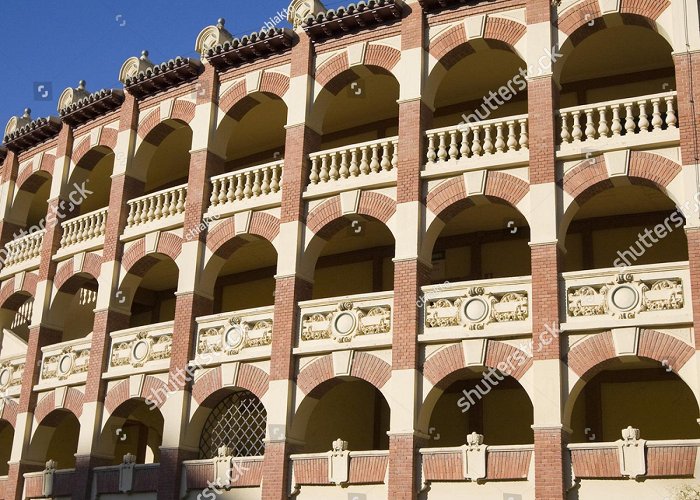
(0, 0, 330, 123)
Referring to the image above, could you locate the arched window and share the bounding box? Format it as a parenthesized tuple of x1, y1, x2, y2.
(199, 390, 267, 458)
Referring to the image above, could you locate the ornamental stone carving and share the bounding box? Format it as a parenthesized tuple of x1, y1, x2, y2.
(301, 301, 391, 342)
(287, 0, 327, 29)
(567, 274, 683, 319)
(110, 331, 172, 368)
(4, 108, 32, 138)
(328, 438, 350, 485)
(617, 426, 646, 479)
(41, 346, 90, 381)
(57, 81, 90, 113)
(425, 287, 528, 330)
(197, 315, 273, 357)
(118, 51, 155, 84)
(0, 361, 23, 389)
(195, 18, 233, 56)
(462, 432, 486, 481)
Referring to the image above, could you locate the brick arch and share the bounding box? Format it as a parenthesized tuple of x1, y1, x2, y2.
(567, 329, 694, 379)
(171, 99, 196, 124)
(306, 191, 397, 240)
(315, 47, 400, 92)
(429, 17, 526, 70)
(121, 233, 183, 275)
(137, 102, 195, 142)
(72, 129, 118, 169)
(562, 151, 681, 207)
(219, 73, 290, 117)
(427, 171, 529, 222)
(53, 253, 103, 292)
(219, 81, 247, 114)
(15, 164, 52, 195)
(559, 0, 670, 43)
(0, 398, 19, 428)
(296, 352, 392, 396)
(206, 212, 281, 258)
(192, 364, 270, 405)
(423, 340, 533, 388)
(34, 387, 85, 425)
(0, 272, 38, 310)
(104, 376, 170, 414)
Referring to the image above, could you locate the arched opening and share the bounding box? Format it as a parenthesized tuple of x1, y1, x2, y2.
(425, 369, 533, 447)
(197, 389, 267, 459)
(68, 146, 114, 214)
(215, 93, 288, 171)
(293, 378, 390, 453)
(99, 399, 164, 464)
(126, 256, 179, 328)
(10, 172, 51, 232)
(428, 200, 531, 283)
(312, 66, 399, 151)
(209, 237, 277, 314)
(564, 184, 687, 271)
(0, 292, 33, 354)
(134, 120, 192, 196)
(28, 409, 80, 469)
(46, 274, 97, 343)
(559, 22, 674, 107)
(569, 361, 700, 442)
(0, 420, 13, 475)
(308, 216, 395, 299)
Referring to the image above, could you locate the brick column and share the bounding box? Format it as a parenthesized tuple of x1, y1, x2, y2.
(261, 29, 318, 500)
(5, 126, 73, 499)
(527, 0, 568, 496)
(71, 94, 143, 500)
(387, 2, 432, 498)
(157, 64, 221, 500)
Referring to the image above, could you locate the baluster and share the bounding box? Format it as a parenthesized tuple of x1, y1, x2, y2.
(60, 222, 69, 246)
(145, 197, 156, 223)
(349, 149, 360, 177)
(507, 121, 518, 151)
(638, 101, 650, 132)
(624, 103, 635, 135)
(329, 153, 340, 181)
(127, 203, 135, 227)
(571, 110, 583, 142)
(495, 123, 506, 153)
(261, 167, 271, 195)
(176, 188, 185, 213)
(234, 174, 244, 200)
(86, 216, 95, 240)
(381, 143, 391, 171)
(391, 141, 398, 170)
(472, 127, 483, 156)
(210, 179, 219, 206)
(252, 170, 262, 196)
(271, 165, 281, 192)
(244, 172, 253, 198)
(77, 218, 86, 243)
(665, 95, 677, 128)
(560, 112, 571, 143)
(360, 147, 370, 174)
(225, 176, 235, 204)
(309, 157, 320, 184)
(370, 144, 380, 173)
(483, 125, 494, 154)
(584, 109, 596, 140)
(597, 107, 609, 138)
(460, 129, 470, 158)
(610, 104, 622, 136)
(154, 194, 164, 220)
(651, 98, 663, 131)
(99, 210, 106, 236)
(448, 130, 459, 159)
(437, 132, 448, 162)
(519, 119, 529, 149)
(426, 134, 437, 163)
(339, 151, 350, 179)
(168, 190, 178, 216)
(320, 155, 330, 182)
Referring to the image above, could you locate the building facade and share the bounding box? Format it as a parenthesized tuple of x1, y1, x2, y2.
(0, 0, 699, 498)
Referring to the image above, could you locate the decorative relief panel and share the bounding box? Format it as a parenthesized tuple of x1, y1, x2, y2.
(197, 315, 273, 356)
(301, 300, 392, 343)
(110, 331, 172, 369)
(41, 345, 90, 381)
(567, 274, 683, 320)
(0, 358, 24, 391)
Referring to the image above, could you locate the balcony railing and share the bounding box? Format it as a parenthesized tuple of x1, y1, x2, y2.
(59, 207, 107, 248)
(93, 460, 159, 495)
(0, 354, 25, 396)
(107, 321, 173, 375)
(421, 276, 532, 338)
(425, 114, 529, 170)
(297, 291, 393, 350)
(209, 160, 283, 213)
(195, 307, 274, 365)
(2, 229, 44, 269)
(38, 337, 91, 387)
(183, 456, 264, 490)
(307, 137, 398, 192)
(126, 184, 187, 228)
(563, 261, 690, 329)
(24, 466, 75, 499)
(558, 91, 678, 153)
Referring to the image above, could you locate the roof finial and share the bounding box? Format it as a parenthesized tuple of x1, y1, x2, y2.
(141, 50, 149, 60)
(22, 108, 31, 118)
(217, 18, 225, 29)
(78, 80, 86, 90)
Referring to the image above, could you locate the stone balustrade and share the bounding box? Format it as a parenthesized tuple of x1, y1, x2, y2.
(59, 207, 107, 248)
(38, 336, 91, 387)
(182, 454, 264, 490)
(1, 229, 44, 269)
(209, 160, 283, 213)
(125, 184, 187, 228)
(107, 321, 173, 376)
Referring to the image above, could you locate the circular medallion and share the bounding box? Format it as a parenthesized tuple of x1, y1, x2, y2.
(57, 354, 74, 377)
(224, 325, 245, 350)
(610, 285, 639, 312)
(131, 340, 151, 363)
(462, 297, 489, 323)
(333, 312, 357, 337)
(0, 368, 11, 388)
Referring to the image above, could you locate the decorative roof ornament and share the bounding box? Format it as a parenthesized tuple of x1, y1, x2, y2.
(118, 50, 155, 84)
(287, 0, 327, 29)
(4, 108, 33, 138)
(57, 81, 90, 113)
(195, 18, 233, 58)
